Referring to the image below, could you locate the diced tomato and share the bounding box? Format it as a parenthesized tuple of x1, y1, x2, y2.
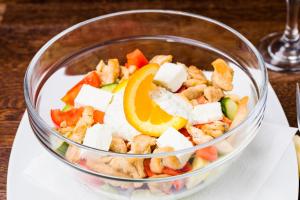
(222, 116, 232, 126)
(50, 107, 84, 127)
(172, 180, 185, 191)
(176, 85, 187, 93)
(180, 163, 192, 173)
(93, 110, 105, 124)
(162, 163, 192, 176)
(179, 128, 190, 137)
(61, 71, 101, 106)
(197, 96, 208, 104)
(144, 159, 155, 177)
(196, 146, 218, 161)
(126, 49, 148, 69)
(162, 167, 181, 176)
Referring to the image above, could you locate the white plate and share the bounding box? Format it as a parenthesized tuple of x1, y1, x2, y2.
(7, 85, 299, 200)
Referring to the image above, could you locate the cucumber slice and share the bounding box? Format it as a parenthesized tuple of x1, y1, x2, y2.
(101, 83, 117, 92)
(220, 97, 238, 120)
(56, 142, 69, 156)
(62, 104, 72, 112)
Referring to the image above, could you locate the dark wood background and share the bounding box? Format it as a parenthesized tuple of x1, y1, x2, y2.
(0, 0, 299, 199)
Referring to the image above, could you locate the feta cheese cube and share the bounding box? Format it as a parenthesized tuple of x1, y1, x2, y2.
(153, 62, 188, 92)
(104, 90, 140, 141)
(190, 102, 223, 125)
(82, 123, 112, 151)
(74, 84, 113, 112)
(151, 87, 193, 120)
(157, 127, 193, 167)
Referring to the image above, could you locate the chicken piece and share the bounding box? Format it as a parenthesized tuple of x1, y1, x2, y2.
(187, 66, 207, 83)
(57, 121, 73, 137)
(69, 106, 94, 143)
(150, 55, 173, 66)
(86, 158, 130, 178)
(120, 66, 130, 80)
(201, 121, 229, 138)
(109, 157, 141, 178)
(65, 145, 81, 163)
(148, 174, 172, 194)
(184, 79, 207, 87)
(204, 86, 224, 102)
(211, 59, 234, 91)
(230, 96, 249, 129)
(109, 136, 127, 153)
(129, 134, 156, 154)
(186, 125, 213, 145)
(180, 84, 207, 100)
(96, 59, 120, 84)
(150, 147, 182, 173)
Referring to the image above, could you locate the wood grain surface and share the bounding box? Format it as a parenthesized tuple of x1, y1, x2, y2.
(0, 0, 299, 199)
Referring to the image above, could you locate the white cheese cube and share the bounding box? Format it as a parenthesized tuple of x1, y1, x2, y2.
(104, 90, 140, 141)
(82, 123, 112, 151)
(153, 62, 188, 92)
(151, 87, 193, 120)
(74, 84, 113, 112)
(157, 127, 193, 167)
(190, 102, 223, 125)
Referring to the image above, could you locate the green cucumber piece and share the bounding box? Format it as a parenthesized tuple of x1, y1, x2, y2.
(101, 83, 117, 92)
(221, 97, 238, 120)
(62, 104, 72, 112)
(56, 142, 69, 156)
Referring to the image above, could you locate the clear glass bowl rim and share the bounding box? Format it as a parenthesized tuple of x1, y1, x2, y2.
(24, 9, 268, 182)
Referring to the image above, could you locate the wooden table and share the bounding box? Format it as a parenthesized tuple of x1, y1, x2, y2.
(0, 0, 299, 199)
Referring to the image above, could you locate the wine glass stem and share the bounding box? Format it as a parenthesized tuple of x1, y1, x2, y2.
(282, 0, 300, 42)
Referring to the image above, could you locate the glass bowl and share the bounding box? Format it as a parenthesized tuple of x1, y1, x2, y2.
(24, 10, 267, 199)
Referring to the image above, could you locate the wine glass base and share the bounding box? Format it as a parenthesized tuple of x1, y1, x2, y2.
(258, 32, 300, 72)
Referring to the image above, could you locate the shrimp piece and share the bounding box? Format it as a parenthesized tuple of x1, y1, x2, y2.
(187, 66, 207, 83)
(150, 55, 173, 66)
(230, 96, 249, 129)
(204, 86, 224, 102)
(109, 136, 127, 153)
(211, 59, 234, 91)
(186, 125, 213, 145)
(96, 59, 120, 84)
(180, 84, 207, 100)
(69, 106, 94, 143)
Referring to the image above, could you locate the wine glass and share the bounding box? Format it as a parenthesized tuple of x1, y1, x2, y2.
(258, 0, 300, 72)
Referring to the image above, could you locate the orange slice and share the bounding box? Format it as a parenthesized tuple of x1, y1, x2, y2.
(124, 63, 187, 137)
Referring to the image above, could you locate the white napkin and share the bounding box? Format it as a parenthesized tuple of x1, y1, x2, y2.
(23, 121, 297, 200)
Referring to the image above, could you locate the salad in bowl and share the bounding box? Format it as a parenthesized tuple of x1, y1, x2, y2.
(50, 48, 248, 190)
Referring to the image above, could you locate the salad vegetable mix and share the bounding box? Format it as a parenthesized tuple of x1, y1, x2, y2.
(50, 49, 249, 192)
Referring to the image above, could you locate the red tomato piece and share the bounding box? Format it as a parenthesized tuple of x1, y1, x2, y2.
(179, 128, 190, 137)
(222, 116, 232, 126)
(93, 110, 105, 124)
(162, 167, 181, 176)
(162, 163, 192, 176)
(180, 163, 192, 173)
(172, 180, 185, 191)
(143, 159, 155, 177)
(126, 49, 148, 69)
(61, 71, 101, 106)
(50, 107, 84, 127)
(196, 146, 218, 161)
